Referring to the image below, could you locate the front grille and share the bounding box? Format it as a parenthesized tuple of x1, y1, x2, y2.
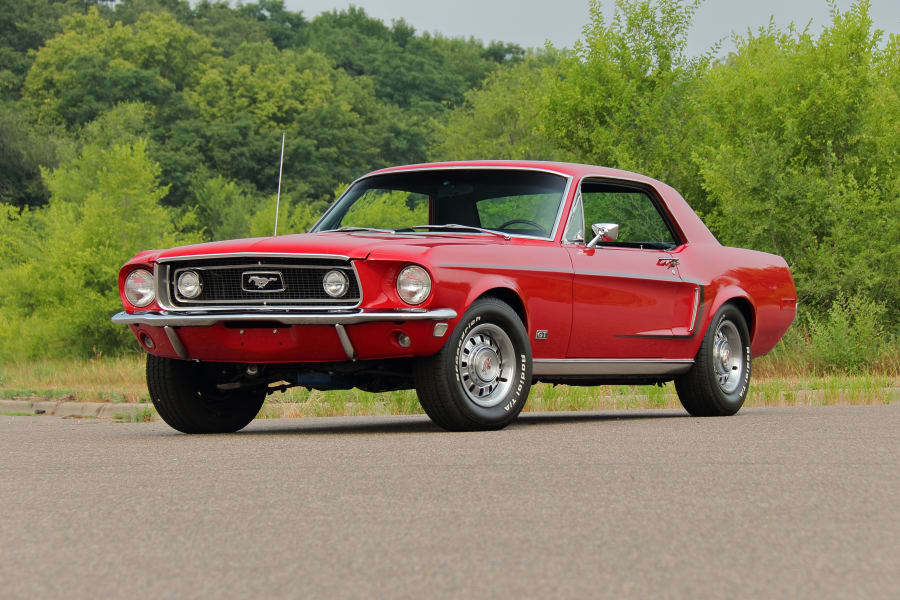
(163, 257, 361, 308)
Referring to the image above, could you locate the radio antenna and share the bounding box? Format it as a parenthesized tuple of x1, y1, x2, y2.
(273, 132, 285, 236)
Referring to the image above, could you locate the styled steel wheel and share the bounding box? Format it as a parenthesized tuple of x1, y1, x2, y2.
(675, 304, 751, 417)
(457, 323, 516, 408)
(713, 319, 745, 394)
(146, 355, 265, 433)
(414, 297, 532, 431)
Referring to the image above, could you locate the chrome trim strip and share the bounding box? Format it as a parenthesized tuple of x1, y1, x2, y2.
(532, 358, 694, 376)
(551, 174, 574, 242)
(334, 324, 356, 361)
(688, 286, 701, 333)
(157, 252, 352, 263)
(574, 269, 704, 286)
(113, 308, 458, 327)
(310, 166, 574, 242)
(175, 263, 355, 271)
(436, 263, 572, 275)
(317, 230, 556, 242)
(163, 326, 189, 360)
(562, 188, 584, 243)
(435, 264, 704, 287)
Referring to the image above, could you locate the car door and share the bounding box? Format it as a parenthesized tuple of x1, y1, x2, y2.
(564, 180, 700, 359)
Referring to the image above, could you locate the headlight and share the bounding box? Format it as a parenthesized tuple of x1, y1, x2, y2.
(177, 270, 202, 299)
(396, 265, 431, 305)
(323, 270, 349, 298)
(124, 269, 155, 308)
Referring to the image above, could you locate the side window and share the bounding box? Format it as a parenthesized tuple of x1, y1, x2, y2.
(340, 189, 428, 229)
(581, 182, 677, 248)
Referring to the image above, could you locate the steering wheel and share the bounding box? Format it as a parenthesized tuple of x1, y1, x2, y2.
(497, 219, 549, 236)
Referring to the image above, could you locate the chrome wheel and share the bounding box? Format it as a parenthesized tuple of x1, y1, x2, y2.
(713, 319, 744, 394)
(457, 323, 515, 408)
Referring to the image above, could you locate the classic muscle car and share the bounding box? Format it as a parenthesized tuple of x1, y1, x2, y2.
(113, 161, 797, 433)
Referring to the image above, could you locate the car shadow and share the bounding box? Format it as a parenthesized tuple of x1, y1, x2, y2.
(232, 409, 689, 436)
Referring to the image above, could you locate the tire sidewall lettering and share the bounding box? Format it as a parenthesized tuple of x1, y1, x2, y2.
(504, 353, 528, 411)
(712, 309, 751, 404)
(451, 309, 530, 419)
(738, 343, 751, 398)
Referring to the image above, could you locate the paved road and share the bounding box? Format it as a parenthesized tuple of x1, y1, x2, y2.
(1, 405, 898, 599)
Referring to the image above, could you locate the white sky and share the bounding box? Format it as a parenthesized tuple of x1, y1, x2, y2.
(282, 0, 900, 56)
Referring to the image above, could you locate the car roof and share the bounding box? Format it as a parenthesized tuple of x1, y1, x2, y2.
(368, 160, 663, 186)
(365, 160, 719, 246)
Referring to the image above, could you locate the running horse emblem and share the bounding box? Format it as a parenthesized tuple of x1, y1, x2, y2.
(247, 275, 279, 289)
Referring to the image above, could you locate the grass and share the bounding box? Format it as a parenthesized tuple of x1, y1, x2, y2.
(258, 372, 897, 418)
(1, 353, 896, 419)
(0, 355, 147, 403)
(113, 406, 156, 423)
(1, 411, 38, 417)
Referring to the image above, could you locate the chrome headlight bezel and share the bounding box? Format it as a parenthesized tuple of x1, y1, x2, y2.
(176, 270, 203, 299)
(323, 269, 350, 298)
(396, 265, 432, 305)
(124, 268, 155, 308)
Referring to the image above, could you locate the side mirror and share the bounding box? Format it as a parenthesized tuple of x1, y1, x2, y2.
(586, 223, 619, 248)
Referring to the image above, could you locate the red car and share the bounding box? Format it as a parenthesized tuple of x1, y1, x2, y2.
(114, 161, 797, 433)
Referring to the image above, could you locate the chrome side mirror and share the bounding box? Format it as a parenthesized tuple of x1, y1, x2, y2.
(586, 223, 619, 248)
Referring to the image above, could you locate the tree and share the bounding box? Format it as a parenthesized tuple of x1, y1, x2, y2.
(0, 107, 200, 358)
(0, 0, 95, 100)
(190, 175, 257, 241)
(430, 54, 571, 161)
(184, 41, 401, 201)
(541, 0, 710, 206)
(23, 8, 219, 127)
(691, 1, 899, 312)
(306, 6, 515, 112)
(0, 108, 58, 208)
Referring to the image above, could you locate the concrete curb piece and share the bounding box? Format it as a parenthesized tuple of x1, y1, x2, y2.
(0, 398, 154, 419)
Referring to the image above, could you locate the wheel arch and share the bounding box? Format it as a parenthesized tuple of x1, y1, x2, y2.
(712, 294, 756, 343)
(474, 287, 528, 330)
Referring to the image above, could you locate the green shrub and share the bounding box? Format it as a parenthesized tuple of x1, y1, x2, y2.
(807, 295, 890, 373)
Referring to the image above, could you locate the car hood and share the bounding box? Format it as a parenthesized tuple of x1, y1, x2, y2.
(154, 231, 499, 262)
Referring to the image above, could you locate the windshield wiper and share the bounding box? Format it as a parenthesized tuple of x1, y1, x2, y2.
(408, 224, 510, 240)
(331, 226, 396, 234)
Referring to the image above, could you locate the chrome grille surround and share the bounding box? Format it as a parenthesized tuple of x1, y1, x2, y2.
(155, 253, 362, 311)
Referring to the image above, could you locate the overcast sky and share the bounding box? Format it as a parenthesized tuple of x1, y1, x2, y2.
(282, 0, 900, 56)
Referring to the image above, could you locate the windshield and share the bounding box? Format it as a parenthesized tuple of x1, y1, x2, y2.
(312, 169, 569, 239)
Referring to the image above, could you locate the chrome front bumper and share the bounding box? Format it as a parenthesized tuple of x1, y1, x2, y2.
(111, 308, 458, 327)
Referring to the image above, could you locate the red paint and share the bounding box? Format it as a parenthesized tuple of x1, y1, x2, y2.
(117, 161, 796, 365)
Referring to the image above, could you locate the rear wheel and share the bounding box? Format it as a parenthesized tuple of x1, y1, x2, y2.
(414, 298, 531, 431)
(146, 355, 265, 433)
(675, 304, 751, 416)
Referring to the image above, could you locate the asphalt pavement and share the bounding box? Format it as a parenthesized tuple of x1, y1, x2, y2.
(1, 405, 898, 599)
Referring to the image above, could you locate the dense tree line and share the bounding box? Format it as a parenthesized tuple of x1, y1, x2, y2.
(433, 0, 898, 340)
(0, 0, 522, 357)
(0, 0, 896, 360)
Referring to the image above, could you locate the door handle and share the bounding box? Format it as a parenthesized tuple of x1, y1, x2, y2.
(657, 257, 679, 267)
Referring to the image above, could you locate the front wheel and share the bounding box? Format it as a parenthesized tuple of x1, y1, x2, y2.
(414, 297, 532, 431)
(146, 355, 266, 433)
(675, 304, 751, 416)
